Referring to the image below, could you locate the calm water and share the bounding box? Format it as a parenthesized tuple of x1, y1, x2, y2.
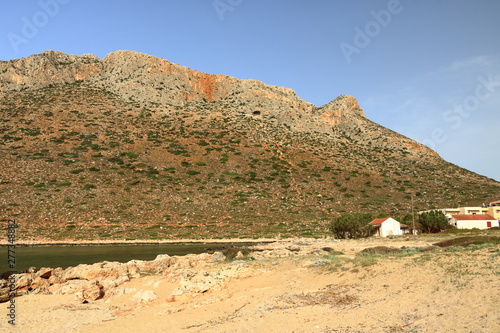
(1, 243, 257, 273)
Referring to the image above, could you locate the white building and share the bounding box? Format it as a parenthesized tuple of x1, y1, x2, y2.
(421, 201, 500, 220)
(449, 214, 499, 230)
(369, 217, 409, 237)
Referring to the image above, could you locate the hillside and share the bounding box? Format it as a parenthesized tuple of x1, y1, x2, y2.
(1, 51, 499, 241)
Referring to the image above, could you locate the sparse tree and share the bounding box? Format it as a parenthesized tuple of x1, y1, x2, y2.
(329, 213, 373, 239)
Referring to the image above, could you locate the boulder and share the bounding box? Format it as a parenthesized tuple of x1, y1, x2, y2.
(211, 252, 226, 262)
(132, 289, 157, 303)
(154, 254, 171, 261)
(0, 292, 11, 303)
(30, 277, 50, 291)
(36, 267, 53, 279)
(99, 275, 130, 292)
(107, 287, 137, 297)
(82, 283, 103, 301)
(48, 274, 62, 286)
(62, 262, 129, 282)
(14, 274, 32, 290)
(124, 261, 141, 278)
(0, 287, 11, 303)
(52, 279, 94, 295)
(125, 255, 173, 276)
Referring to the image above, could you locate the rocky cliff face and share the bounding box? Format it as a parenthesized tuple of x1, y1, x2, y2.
(0, 50, 311, 109)
(0, 50, 436, 157)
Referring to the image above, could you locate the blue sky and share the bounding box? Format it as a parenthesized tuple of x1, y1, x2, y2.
(1, 0, 499, 182)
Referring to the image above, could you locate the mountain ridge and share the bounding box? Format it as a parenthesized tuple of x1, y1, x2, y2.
(0, 50, 436, 158)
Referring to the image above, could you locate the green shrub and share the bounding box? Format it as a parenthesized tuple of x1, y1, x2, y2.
(434, 236, 500, 247)
(419, 210, 450, 233)
(360, 246, 402, 255)
(329, 213, 373, 239)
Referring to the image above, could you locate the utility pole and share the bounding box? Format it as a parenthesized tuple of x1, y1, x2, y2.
(411, 195, 417, 236)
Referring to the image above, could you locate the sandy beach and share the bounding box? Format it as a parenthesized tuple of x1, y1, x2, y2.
(2, 237, 499, 333)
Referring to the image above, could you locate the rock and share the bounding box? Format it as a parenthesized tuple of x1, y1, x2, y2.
(235, 251, 245, 259)
(108, 287, 137, 297)
(286, 245, 301, 252)
(53, 279, 94, 295)
(13, 274, 32, 290)
(113, 275, 130, 286)
(132, 289, 157, 303)
(36, 267, 53, 279)
(82, 283, 103, 301)
(211, 252, 226, 262)
(30, 277, 50, 291)
(99, 274, 130, 292)
(62, 262, 130, 283)
(48, 274, 62, 285)
(125, 261, 141, 278)
(126, 255, 174, 275)
(154, 254, 171, 261)
(0, 289, 12, 303)
(311, 259, 330, 267)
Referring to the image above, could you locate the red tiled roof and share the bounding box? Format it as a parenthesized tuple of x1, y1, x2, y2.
(490, 200, 500, 205)
(451, 214, 495, 221)
(369, 218, 389, 225)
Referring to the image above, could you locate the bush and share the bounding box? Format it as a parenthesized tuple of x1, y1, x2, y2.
(418, 210, 450, 233)
(329, 213, 373, 239)
(433, 236, 500, 247)
(360, 246, 402, 255)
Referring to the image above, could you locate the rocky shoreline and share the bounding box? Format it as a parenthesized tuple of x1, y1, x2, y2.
(1, 251, 236, 304)
(0, 237, 433, 305)
(0, 238, 324, 305)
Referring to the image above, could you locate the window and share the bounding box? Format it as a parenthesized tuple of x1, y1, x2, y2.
(486, 221, 492, 228)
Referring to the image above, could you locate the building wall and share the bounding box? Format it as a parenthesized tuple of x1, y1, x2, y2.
(458, 207, 487, 214)
(487, 206, 500, 219)
(380, 218, 403, 237)
(424, 206, 500, 218)
(452, 219, 499, 229)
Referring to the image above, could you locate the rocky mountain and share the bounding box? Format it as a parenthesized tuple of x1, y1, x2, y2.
(1, 51, 498, 241)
